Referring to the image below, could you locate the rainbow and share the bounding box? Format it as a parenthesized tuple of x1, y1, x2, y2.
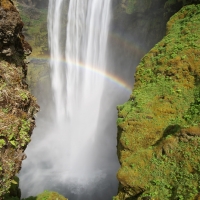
(28, 28, 148, 94)
(29, 55, 133, 93)
(108, 31, 146, 57)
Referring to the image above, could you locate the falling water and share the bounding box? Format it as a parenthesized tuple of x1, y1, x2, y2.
(20, 0, 122, 199)
(48, 0, 112, 180)
(51, 0, 111, 188)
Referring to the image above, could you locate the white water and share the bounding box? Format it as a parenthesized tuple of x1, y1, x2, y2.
(48, 0, 112, 176)
(20, 0, 122, 199)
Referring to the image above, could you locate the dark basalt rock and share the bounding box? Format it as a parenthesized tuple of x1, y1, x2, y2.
(0, 0, 32, 63)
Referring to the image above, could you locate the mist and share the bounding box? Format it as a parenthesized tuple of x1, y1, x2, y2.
(19, 0, 167, 199)
(19, 0, 128, 199)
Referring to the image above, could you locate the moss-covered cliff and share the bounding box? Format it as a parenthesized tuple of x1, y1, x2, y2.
(19, 191, 68, 200)
(110, 0, 200, 87)
(0, 0, 39, 198)
(115, 4, 200, 200)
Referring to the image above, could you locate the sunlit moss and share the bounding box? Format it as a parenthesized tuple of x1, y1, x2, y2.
(116, 4, 200, 199)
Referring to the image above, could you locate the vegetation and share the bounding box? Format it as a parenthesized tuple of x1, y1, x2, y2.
(35, 191, 68, 200)
(0, 59, 38, 198)
(4, 190, 68, 200)
(115, 4, 200, 200)
(0, 0, 39, 197)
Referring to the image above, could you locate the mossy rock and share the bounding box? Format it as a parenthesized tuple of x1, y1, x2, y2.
(3, 176, 21, 200)
(0, 59, 38, 198)
(115, 4, 200, 200)
(4, 190, 68, 200)
(0, 0, 39, 198)
(35, 191, 68, 200)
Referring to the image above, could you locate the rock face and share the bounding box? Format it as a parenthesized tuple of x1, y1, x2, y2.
(0, 0, 38, 198)
(112, 0, 200, 54)
(119, 0, 199, 15)
(110, 0, 200, 91)
(115, 4, 200, 200)
(0, 0, 32, 60)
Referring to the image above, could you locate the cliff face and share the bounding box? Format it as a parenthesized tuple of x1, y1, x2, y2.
(119, 0, 199, 15)
(0, 0, 38, 198)
(16, 0, 48, 9)
(112, 0, 200, 54)
(110, 0, 200, 90)
(115, 4, 200, 200)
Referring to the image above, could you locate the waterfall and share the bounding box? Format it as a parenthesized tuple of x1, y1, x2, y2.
(48, 0, 112, 176)
(19, 0, 121, 199)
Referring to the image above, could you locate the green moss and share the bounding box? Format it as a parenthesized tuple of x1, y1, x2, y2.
(184, 86, 200, 125)
(5, 190, 67, 200)
(137, 137, 200, 199)
(34, 191, 67, 200)
(0, 59, 38, 198)
(0, 139, 6, 148)
(116, 4, 200, 200)
(19, 91, 29, 101)
(3, 176, 21, 200)
(19, 119, 31, 147)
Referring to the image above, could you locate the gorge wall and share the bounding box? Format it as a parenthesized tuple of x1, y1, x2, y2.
(1, 0, 200, 199)
(0, 0, 38, 198)
(115, 3, 200, 200)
